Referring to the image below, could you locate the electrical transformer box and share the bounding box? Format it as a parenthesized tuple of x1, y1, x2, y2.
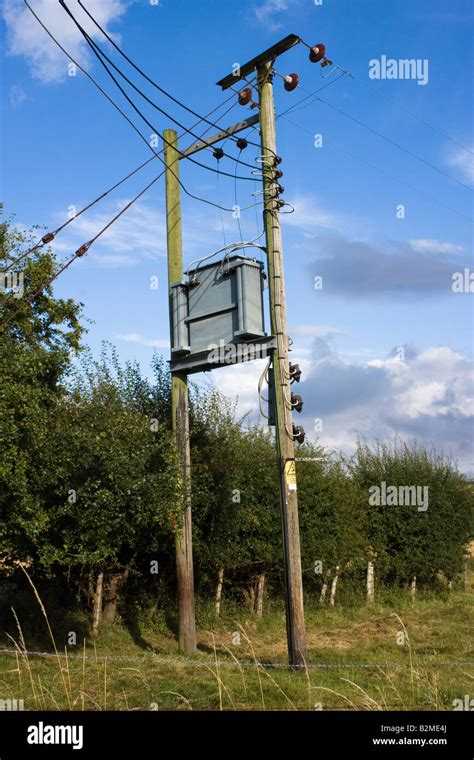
(170, 255, 275, 373)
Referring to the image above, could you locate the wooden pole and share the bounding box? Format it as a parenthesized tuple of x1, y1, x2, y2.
(330, 565, 340, 607)
(255, 573, 265, 617)
(91, 570, 103, 636)
(367, 561, 375, 603)
(258, 62, 307, 671)
(164, 128, 197, 654)
(215, 568, 224, 617)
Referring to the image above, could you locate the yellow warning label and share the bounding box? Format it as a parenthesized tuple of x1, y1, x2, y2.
(284, 459, 297, 491)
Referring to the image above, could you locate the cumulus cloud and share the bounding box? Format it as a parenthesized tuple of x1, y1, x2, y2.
(298, 342, 474, 473)
(409, 239, 463, 255)
(282, 194, 344, 233)
(253, 0, 289, 31)
(310, 234, 469, 299)
(49, 198, 218, 267)
(211, 340, 473, 474)
(2, 0, 128, 83)
(446, 145, 474, 184)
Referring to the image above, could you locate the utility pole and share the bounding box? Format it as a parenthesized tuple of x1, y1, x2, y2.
(164, 128, 197, 654)
(216, 34, 308, 671)
(257, 61, 307, 671)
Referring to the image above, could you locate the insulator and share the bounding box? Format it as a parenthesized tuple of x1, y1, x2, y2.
(42, 232, 55, 244)
(309, 43, 326, 63)
(274, 156, 283, 165)
(289, 363, 301, 382)
(236, 138, 248, 150)
(276, 199, 286, 209)
(284, 73, 299, 92)
(292, 423, 305, 444)
(275, 170, 284, 179)
(277, 184, 285, 194)
(213, 147, 224, 160)
(291, 393, 303, 413)
(75, 242, 90, 257)
(238, 88, 252, 106)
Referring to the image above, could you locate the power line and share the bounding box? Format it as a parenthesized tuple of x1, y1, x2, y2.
(2, 154, 156, 273)
(276, 71, 347, 119)
(338, 64, 474, 158)
(60, 0, 257, 178)
(317, 96, 473, 192)
(280, 113, 473, 223)
(3, 85, 244, 272)
(297, 39, 473, 157)
(0, 252, 81, 332)
(75, 0, 274, 159)
(24, 1, 253, 216)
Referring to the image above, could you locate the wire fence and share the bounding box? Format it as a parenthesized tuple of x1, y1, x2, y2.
(1, 647, 472, 671)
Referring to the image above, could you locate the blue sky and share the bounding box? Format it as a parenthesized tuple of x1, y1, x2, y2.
(2, 0, 473, 471)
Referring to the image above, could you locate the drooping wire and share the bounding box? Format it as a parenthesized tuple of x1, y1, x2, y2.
(186, 240, 266, 280)
(23, 0, 254, 215)
(234, 149, 244, 243)
(3, 18, 261, 326)
(75, 0, 276, 158)
(60, 0, 257, 176)
(216, 161, 227, 249)
(3, 89, 244, 272)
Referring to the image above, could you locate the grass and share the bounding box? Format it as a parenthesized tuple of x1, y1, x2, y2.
(0, 576, 472, 711)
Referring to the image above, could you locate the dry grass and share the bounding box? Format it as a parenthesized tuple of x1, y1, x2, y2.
(0, 571, 472, 711)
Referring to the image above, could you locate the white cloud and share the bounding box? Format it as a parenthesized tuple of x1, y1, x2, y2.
(282, 194, 343, 232)
(50, 197, 168, 265)
(9, 84, 27, 107)
(116, 332, 169, 349)
(2, 0, 128, 84)
(290, 324, 342, 339)
(446, 145, 474, 184)
(253, 0, 289, 31)
(48, 195, 251, 270)
(409, 239, 463, 255)
(210, 342, 474, 474)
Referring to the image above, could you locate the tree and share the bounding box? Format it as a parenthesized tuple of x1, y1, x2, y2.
(37, 349, 180, 625)
(0, 215, 84, 563)
(298, 444, 368, 602)
(350, 439, 473, 587)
